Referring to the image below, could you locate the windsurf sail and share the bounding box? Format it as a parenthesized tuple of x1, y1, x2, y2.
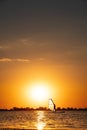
(48, 98, 56, 111)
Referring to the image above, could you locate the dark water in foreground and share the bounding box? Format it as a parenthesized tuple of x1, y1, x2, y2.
(0, 110, 87, 130)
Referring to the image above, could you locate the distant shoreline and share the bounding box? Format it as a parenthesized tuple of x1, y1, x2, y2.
(0, 107, 87, 111)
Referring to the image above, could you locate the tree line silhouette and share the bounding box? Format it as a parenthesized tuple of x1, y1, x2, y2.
(0, 107, 87, 111)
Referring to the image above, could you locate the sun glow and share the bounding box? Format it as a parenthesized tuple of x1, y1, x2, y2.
(30, 82, 50, 102)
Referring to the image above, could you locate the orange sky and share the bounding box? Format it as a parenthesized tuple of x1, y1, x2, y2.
(0, 60, 87, 109)
(0, 1, 87, 109)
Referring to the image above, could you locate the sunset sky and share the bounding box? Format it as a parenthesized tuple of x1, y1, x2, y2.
(0, 0, 87, 109)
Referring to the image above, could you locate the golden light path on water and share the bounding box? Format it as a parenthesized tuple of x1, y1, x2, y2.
(36, 111, 46, 130)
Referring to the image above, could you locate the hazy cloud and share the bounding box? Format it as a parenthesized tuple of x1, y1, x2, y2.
(0, 58, 12, 62)
(0, 46, 3, 49)
(0, 58, 30, 62)
(0, 45, 11, 50)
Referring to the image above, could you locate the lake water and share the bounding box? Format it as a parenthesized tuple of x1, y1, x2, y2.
(0, 110, 87, 130)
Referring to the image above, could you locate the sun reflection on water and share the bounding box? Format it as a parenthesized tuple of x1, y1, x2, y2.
(36, 111, 46, 130)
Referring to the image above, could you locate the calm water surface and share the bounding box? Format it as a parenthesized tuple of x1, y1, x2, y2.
(0, 110, 87, 130)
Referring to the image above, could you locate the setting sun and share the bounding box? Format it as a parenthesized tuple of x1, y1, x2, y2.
(30, 82, 50, 102)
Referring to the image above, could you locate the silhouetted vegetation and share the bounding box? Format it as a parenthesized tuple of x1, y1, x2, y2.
(0, 107, 87, 111)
